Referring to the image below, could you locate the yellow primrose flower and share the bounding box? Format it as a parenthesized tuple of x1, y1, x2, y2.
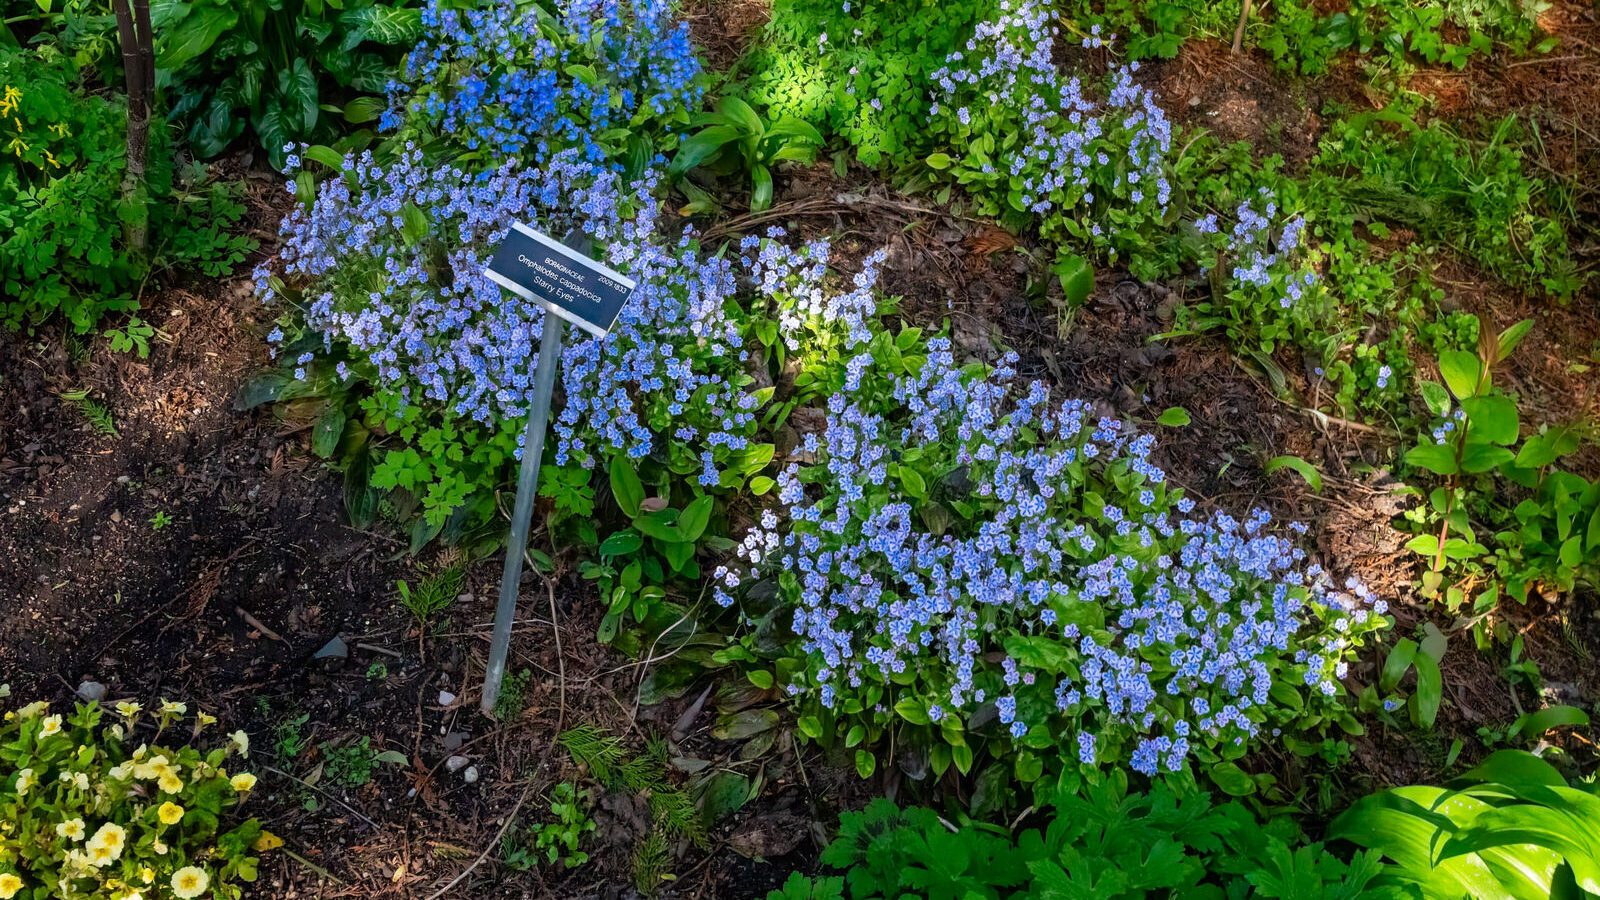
(230, 772, 257, 792)
(40, 714, 62, 737)
(158, 700, 187, 717)
(157, 802, 184, 825)
(110, 724, 125, 740)
(108, 761, 134, 781)
(229, 730, 250, 757)
(158, 771, 184, 794)
(13, 769, 33, 795)
(15, 701, 47, 719)
(140, 865, 154, 883)
(56, 818, 86, 841)
(131, 755, 170, 780)
(152, 839, 168, 856)
(0, 873, 22, 899)
(196, 711, 217, 728)
(170, 866, 208, 899)
(88, 823, 126, 856)
(89, 845, 117, 868)
(116, 701, 142, 719)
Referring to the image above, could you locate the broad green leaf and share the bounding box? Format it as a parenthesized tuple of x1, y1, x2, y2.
(1264, 455, 1323, 492)
(751, 163, 773, 212)
(1497, 319, 1534, 362)
(1381, 638, 1418, 693)
(926, 151, 954, 170)
(598, 529, 642, 557)
(669, 125, 741, 176)
(608, 456, 644, 518)
(338, 5, 422, 49)
(1210, 761, 1256, 796)
(677, 495, 715, 543)
(854, 749, 876, 779)
(156, 4, 239, 70)
(893, 699, 929, 725)
(1406, 442, 1459, 476)
(1156, 407, 1190, 427)
(1461, 396, 1519, 446)
(1410, 653, 1442, 728)
(1511, 705, 1590, 740)
(1439, 350, 1482, 399)
(312, 407, 346, 459)
(1054, 253, 1094, 306)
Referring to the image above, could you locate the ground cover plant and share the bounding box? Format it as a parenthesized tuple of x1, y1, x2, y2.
(1, 0, 1598, 896)
(0, 692, 263, 899)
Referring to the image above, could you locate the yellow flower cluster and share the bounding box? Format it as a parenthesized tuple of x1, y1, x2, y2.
(0, 82, 62, 167)
(0, 694, 264, 900)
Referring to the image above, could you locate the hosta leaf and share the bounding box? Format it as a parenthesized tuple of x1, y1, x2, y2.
(338, 5, 423, 50)
(156, 4, 239, 70)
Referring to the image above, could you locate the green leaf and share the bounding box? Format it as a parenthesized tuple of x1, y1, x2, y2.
(751, 164, 773, 212)
(1514, 427, 1582, 469)
(893, 699, 930, 725)
(712, 709, 779, 740)
(1053, 253, 1094, 306)
(677, 495, 715, 543)
(1460, 444, 1515, 473)
(312, 407, 346, 459)
(854, 749, 876, 779)
(599, 530, 643, 557)
(1381, 639, 1418, 693)
(1512, 705, 1590, 740)
(1264, 455, 1323, 492)
(697, 771, 752, 824)
(1210, 761, 1256, 796)
(1419, 381, 1452, 418)
(234, 373, 290, 410)
(1406, 442, 1459, 476)
(303, 144, 345, 171)
(608, 457, 644, 518)
(749, 476, 775, 496)
(1460, 396, 1519, 446)
(1439, 350, 1482, 399)
(156, 4, 239, 70)
(926, 152, 954, 170)
(669, 125, 741, 176)
(897, 465, 927, 501)
(399, 202, 429, 246)
(342, 96, 386, 125)
(1410, 653, 1442, 728)
(747, 670, 774, 690)
(1497, 319, 1534, 362)
(338, 5, 423, 49)
(1156, 407, 1190, 427)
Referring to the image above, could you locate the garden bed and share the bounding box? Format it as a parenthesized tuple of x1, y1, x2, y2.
(4, 0, 1600, 897)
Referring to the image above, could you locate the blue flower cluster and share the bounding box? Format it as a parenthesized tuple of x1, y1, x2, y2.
(929, 0, 1172, 232)
(715, 339, 1386, 776)
(1207, 189, 1319, 310)
(383, 0, 702, 166)
(259, 145, 890, 496)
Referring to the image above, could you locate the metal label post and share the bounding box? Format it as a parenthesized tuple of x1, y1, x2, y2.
(479, 227, 635, 715)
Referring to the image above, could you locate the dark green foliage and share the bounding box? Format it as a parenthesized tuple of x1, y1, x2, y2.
(742, 0, 992, 166)
(0, 48, 253, 333)
(155, 0, 420, 167)
(1320, 111, 1582, 299)
(1400, 319, 1600, 621)
(1064, 0, 1544, 74)
(774, 778, 1388, 899)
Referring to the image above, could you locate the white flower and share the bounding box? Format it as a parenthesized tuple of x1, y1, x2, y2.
(170, 866, 209, 899)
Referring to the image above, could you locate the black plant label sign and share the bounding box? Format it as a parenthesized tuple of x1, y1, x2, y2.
(485, 223, 636, 337)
